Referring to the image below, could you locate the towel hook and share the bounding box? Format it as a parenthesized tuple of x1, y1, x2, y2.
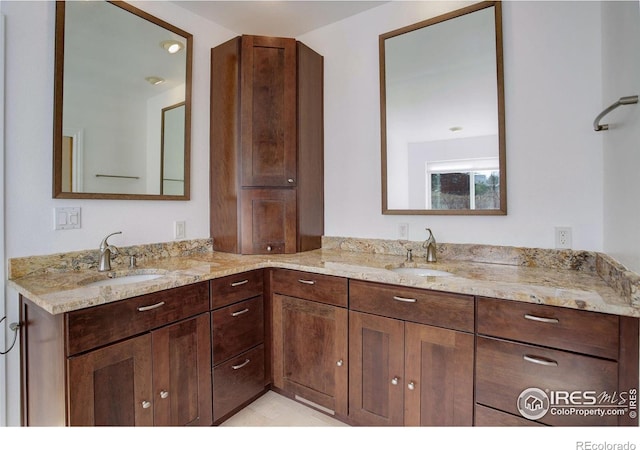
(593, 95, 638, 131)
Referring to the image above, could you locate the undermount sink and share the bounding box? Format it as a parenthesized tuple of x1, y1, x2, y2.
(81, 272, 166, 287)
(389, 267, 453, 277)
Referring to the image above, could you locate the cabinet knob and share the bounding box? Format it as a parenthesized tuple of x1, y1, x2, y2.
(141, 400, 151, 409)
(336, 359, 344, 367)
(287, 178, 295, 183)
(160, 390, 169, 399)
(407, 381, 415, 391)
(266, 245, 272, 252)
(391, 377, 399, 385)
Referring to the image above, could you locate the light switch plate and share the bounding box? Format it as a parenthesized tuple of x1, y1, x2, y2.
(174, 221, 186, 239)
(54, 207, 81, 230)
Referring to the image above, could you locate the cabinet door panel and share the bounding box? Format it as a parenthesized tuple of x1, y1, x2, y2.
(349, 311, 404, 426)
(152, 313, 212, 426)
(241, 189, 296, 254)
(272, 294, 348, 416)
(241, 36, 296, 187)
(67, 334, 153, 426)
(404, 322, 474, 426)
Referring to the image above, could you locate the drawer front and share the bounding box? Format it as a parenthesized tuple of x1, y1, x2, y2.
(210, 270, 264, 309)
(271, 269, 348, 307)
(475, 404, 546, 427)
(212, 296, 264, 364)
(66, 282, 210, 356)
(213, 344, 265, 422)
(349, 280, 474, 332)
(477, 297, 619, 359)
(476, 336, 619, 426)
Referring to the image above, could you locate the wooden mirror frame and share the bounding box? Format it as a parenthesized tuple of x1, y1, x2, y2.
(53, 0, 193, 200)
(380, 1, 506, 215)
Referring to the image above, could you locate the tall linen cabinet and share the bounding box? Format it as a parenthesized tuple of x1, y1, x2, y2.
(210, 35, 324, 254)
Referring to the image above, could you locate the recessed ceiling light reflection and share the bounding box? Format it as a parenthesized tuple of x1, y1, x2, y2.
(160, 40, 184, 54)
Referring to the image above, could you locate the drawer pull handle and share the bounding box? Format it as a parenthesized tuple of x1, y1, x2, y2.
(232, 359, 251, 370)
(393, 295, 417, 303)
(160, 390, 169, 399)
(141, 400, 151, 409)
(137, 301, 165, 312)
(298, 279, 316, 285)
(524, 314, 559, 324)
(523, 355, 558, 367)
(231, 280, 249, 287)
(231, 308, 250, 317)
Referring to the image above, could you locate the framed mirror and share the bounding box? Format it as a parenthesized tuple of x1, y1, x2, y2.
(380, 1, 506, 215)
(53, 1, 192, 200)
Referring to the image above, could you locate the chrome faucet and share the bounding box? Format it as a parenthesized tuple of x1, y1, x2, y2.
(98, 231, 122, 272)
(423, 228, 437, 262)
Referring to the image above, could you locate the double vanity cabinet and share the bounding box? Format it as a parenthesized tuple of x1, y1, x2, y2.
(19, 265, 639, 427)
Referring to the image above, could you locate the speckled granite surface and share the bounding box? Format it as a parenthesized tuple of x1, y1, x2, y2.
(7, 237, 640, 318)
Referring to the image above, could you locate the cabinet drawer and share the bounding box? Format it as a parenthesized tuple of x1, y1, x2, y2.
(475, 404, 545, 427)
(349, 280, 474, 332)
(66, 282, 209, 356)
(213, 344, 265, 422)
(477, 297, 619, 359)
(210, 270, 263, 309)
(271, 269, 348, 307)
(212, 296, 264, 364)
(475, 336, 619, 426)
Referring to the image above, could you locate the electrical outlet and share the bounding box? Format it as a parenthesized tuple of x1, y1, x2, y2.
(174, 221, 186, 240)
(555, 227, 572, 249)
(398, 223, 409, 239)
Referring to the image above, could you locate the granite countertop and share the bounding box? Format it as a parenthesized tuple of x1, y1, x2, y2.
(7, 239, 640, 318)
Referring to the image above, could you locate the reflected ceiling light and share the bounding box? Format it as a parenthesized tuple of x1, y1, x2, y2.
(161, 40, 184, 54)
(145, 76, 165, 86)
(449, 126, 463, 132)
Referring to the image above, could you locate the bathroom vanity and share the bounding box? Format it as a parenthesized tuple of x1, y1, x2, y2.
(10, 239, 640, 427)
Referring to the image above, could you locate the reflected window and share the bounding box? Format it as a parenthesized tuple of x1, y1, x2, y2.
(427, 159, 499, 210)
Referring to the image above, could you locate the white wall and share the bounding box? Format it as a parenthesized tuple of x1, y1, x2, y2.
(299, 0, 605, 250)
(602, 1, 640, 273)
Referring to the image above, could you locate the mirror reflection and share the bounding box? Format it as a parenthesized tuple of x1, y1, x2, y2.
(53, 1, 192, 199)
(381, 1, 506, 214)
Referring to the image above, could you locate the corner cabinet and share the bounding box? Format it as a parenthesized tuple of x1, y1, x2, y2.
(270, 269, 349, 419)
(20, 283, 212, 426)
(210, 35, 324, 255)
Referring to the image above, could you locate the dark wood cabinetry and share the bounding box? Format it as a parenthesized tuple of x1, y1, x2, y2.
(475, 297, 639, 426)
(21, 283, 212, 426)
(210, 35, 324, 255)
(271, 269, 349, 419)
(210, 270, 267, 423)
(349, 280, 475, 426)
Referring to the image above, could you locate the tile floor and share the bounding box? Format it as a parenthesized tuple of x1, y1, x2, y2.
(219, 390, 348, 427)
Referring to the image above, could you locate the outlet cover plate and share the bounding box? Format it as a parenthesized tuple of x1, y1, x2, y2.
(555, 226, 572, 249)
